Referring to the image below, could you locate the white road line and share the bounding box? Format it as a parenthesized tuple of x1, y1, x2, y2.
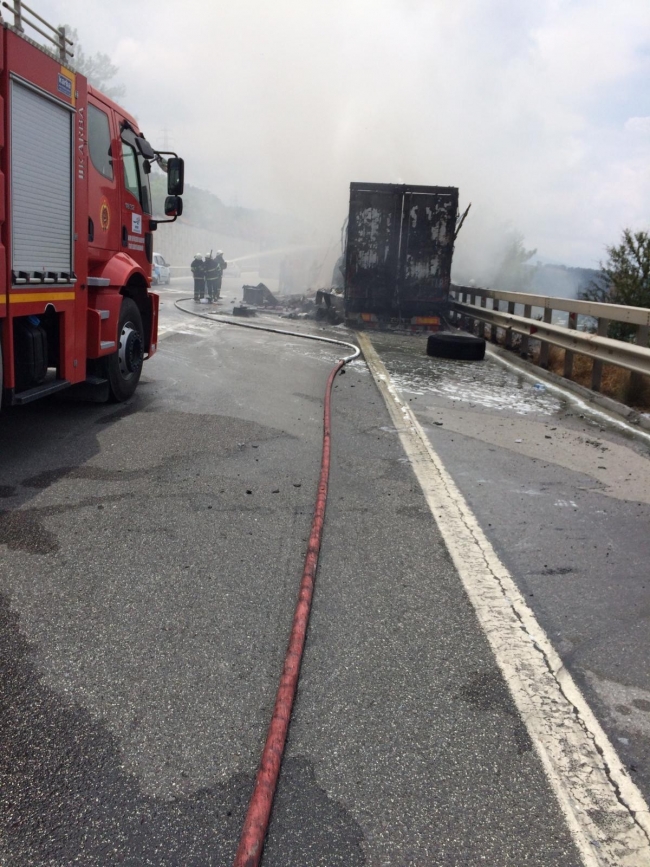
(358, 332, 650, 867)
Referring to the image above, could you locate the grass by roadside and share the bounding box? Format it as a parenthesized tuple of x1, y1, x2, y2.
(529, 341, 650, 411)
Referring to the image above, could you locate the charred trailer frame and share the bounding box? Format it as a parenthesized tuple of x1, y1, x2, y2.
(344, 182, 459, 325)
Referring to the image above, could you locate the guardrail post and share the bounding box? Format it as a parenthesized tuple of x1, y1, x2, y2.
(505, 301, 515, 349)
(591, 318, 609, 391)
(452, 289, 460, 325)
(563, 311, 577, 378)
(539, 307, 553, 367)
(469, 293, 476, 334)
(491, 299, 500, 343)
(461, 291, 469, 331)
(629, 324, 650, 400)
(520, 304, 532, 357)
(478, 296, 486, 338)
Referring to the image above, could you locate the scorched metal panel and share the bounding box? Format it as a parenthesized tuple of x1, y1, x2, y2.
(345, 186, 402, 314)
(399, 189, 458, 315)
(344, 182, 459, 319)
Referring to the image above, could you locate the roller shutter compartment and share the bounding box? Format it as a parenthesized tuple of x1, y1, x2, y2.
(11, 79, 74, 279)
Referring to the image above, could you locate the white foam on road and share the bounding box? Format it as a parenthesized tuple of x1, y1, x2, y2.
(488, 347, 650, 446)
(358, 332, 650, 867)
(387, 353, 564, 416)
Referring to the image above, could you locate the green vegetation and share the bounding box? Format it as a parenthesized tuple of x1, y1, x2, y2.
(580, 229, 650, 341)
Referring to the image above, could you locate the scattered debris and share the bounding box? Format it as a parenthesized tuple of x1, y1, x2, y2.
(314, 289, 344, 324)
(243, 283, 279, 307)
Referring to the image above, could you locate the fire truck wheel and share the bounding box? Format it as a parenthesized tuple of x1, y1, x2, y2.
(426, 331, 486, 361)
(107, 298, 145, 401)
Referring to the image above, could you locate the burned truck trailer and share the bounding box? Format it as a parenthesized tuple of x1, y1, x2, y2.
(344, 182, 460, 327)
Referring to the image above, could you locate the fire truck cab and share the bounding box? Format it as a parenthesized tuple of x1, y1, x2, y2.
(0, 2, 184, 409)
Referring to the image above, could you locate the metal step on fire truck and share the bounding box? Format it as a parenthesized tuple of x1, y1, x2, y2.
(0, 0, 184, 409)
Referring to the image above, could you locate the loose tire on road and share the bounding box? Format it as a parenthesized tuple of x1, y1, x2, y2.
(427, 331, 486, 361)
(106, 298, 145, 402)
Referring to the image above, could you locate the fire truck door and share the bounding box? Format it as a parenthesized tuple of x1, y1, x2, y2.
(118, 123, 152, 271)
(87, 98, 120, 258)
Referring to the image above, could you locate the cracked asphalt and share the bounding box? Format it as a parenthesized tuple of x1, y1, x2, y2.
(0, 280, 594, 864)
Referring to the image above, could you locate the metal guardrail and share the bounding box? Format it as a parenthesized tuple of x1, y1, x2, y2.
(450, 285, 650, 390)
(1, 0, 74, 63)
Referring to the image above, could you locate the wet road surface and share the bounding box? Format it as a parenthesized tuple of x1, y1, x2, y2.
(0, 285, 633, 864)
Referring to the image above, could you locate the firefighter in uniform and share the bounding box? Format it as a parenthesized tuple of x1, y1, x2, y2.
(204, 252, 220, 303)
(191, 253, 205, 302)
(213, 250, 227, 300)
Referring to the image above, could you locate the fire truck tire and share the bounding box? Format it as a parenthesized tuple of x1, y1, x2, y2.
(106, 298, 145, 401)
(426, 331, 486, 361)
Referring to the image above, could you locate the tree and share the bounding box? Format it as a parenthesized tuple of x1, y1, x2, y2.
(580, 229, 650, 341)
(493, 231, 537, 292)
(62, 26, 125, 99)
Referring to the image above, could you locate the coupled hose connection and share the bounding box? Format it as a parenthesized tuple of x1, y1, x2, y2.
(173, 299, 359, 866)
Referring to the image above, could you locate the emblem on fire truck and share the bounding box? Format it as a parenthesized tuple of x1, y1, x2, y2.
(100, 198, 110, 232)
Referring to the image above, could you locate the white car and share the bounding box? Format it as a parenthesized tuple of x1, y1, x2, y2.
(152, 253, 171, 285)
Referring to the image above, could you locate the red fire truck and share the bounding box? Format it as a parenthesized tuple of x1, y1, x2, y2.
(0, 2, 184, 409)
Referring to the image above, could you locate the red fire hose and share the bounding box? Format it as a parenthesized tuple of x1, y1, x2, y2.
(234, 357, 345, 867)
(173, 299, 360, 866)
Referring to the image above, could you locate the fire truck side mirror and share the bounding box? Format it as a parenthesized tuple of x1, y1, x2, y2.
(164, 195, 183, 218)
(135, 136, 156, 160)
(167, 158, 184, 196)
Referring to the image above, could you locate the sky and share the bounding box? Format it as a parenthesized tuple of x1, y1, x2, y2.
(33, 0, 650, 272)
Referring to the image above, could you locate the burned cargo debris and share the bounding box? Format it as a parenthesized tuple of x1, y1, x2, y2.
(242, 283, 279, 307)
(343, 182, 463, 328)
(314, 290, 344, 324)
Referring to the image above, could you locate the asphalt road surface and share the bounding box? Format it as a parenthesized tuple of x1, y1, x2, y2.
(0, 276, 645, 865)
(368, 330, 650, 811)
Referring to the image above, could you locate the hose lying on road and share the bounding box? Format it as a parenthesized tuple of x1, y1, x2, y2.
(174, 299, 359, 867)
(173, 298, 359, 363)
